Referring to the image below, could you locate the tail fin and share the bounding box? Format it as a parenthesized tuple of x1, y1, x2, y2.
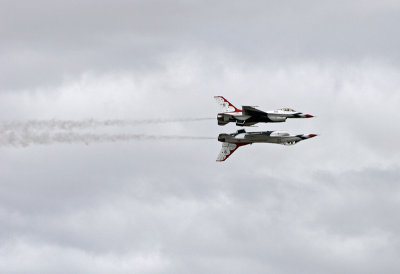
(216, 142, 249, 162)
(214, 96, 242, 113)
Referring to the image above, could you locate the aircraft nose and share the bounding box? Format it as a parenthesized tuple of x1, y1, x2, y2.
(308, 134, 317, 138)
(305, 114, 314, 118)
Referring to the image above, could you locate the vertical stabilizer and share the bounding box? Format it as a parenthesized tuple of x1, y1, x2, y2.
(214, 96, 242, 113)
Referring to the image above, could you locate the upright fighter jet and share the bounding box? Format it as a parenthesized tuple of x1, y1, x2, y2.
(215, 96, 314, 126)
(217, 129, 317, 161)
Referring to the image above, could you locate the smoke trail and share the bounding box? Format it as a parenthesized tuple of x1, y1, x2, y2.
(0, 131, 215, 147)
(0, 118, 214, 132)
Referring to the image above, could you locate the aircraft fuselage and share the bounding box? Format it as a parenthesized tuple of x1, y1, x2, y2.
(218, 130, 317, 146)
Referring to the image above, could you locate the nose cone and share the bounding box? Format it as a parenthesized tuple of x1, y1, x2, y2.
(305, 114, 314, 118)
(308, 134, 318, 138)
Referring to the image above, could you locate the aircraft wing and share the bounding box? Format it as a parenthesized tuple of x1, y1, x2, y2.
(216, 142, 249, 162)
(242, 106, 268, 116)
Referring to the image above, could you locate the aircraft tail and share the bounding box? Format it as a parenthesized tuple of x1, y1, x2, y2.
(216, 142, 250, 161)
(214, 96, 242, 113)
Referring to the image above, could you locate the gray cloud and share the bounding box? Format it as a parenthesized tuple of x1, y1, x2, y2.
(1, 160, 399, 274)
(1, 1, 400, 273)
(2, 0, 400, 90)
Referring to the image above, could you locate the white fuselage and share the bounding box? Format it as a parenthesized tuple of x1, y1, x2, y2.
(217, 108, 313, 126)
(218, 130, 315, 146)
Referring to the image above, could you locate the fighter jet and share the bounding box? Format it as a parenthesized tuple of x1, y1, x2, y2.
(217, 129, 317, 161)
(215, 96, 314, 126)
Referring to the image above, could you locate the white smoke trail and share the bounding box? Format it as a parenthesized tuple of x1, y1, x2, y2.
(0, 118, 214, 132)
(0, 131, 215, 147)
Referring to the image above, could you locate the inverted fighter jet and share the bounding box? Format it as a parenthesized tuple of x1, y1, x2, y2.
(217, 129, 317, 161)
(215, 96, 314, 126)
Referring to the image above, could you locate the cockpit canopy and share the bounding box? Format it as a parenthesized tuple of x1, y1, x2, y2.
(280, 108, 296, 112)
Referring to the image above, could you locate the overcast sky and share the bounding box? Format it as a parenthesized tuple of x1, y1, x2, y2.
(1, 1, 400, 273)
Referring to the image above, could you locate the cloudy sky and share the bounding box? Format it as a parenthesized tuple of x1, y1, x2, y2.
(1, 0, 400, 273)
